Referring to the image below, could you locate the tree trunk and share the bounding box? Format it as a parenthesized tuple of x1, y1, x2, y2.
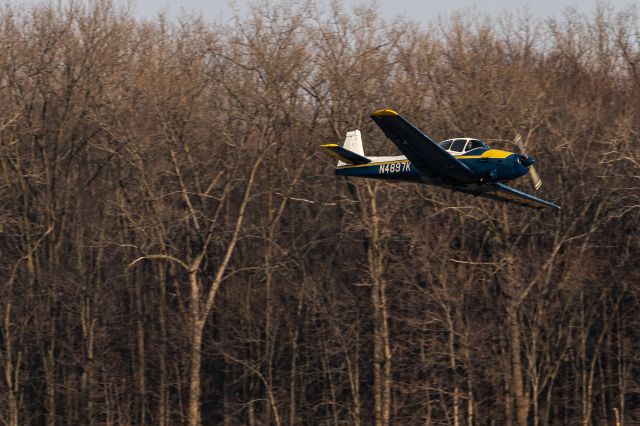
(507, 305, 528, 426)
(188, 316, 204, 426)
(364, 182, 392, 426)
(3, 303, 20, 426)
(156, 263, 169, 426)
(134, 272, 146, 425)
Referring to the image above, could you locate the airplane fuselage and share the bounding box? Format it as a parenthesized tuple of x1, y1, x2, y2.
(336, 147, 529, 186)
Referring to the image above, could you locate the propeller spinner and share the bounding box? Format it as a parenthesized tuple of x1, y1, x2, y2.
(514, 133, 542, 190)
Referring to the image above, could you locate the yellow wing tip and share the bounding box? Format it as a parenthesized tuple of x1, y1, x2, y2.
(371, 108, 398, 117)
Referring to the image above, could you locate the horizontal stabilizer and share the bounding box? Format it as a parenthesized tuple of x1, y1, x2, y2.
(320, 144, 371, 165)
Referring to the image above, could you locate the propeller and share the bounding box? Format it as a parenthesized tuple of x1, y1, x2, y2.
(514, 133, 542, 190)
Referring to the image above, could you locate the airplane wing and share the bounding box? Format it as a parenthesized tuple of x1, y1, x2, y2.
(370, 109, 476, 183)
(456, 182, 561, 210)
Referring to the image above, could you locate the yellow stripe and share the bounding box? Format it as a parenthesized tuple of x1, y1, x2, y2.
(337, 160, 409, 169)
(371, 108, 398, 116)
(458, 149, 513, 159)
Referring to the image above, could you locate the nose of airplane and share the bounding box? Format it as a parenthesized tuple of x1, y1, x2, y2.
(518, 155, 535, 167)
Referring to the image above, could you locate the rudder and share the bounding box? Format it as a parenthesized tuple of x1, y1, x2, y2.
(320, 130, 370, 166)
(343, 130, 364, 157)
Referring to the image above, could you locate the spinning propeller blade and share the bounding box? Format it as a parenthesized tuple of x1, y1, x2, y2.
(529, 166, 542, 190)
(514, 133, 543, 190)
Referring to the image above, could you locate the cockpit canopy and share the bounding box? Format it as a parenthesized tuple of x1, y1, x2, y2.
(439, 138, 488, 154)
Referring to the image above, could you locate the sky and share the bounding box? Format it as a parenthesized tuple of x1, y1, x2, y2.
(131, 0, 637, 23)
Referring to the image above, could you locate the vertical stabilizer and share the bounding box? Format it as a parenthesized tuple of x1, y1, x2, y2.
(343, 130, 364, 157)
(336, 130, 364, 167)
(320, 130, 369, 167)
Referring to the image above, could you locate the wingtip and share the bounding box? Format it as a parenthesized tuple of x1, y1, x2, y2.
(371, 108, 398, 117)
(546, 203, 561, 211)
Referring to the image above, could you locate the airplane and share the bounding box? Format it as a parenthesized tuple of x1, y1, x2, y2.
(321, 109, 560, 210)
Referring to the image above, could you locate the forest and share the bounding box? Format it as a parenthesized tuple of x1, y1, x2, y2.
(1, 1, 639, 425)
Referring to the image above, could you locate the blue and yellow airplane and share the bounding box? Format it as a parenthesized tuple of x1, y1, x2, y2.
(321, 109, 560, 210)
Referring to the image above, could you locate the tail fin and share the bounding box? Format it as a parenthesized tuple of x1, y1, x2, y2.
(343, 130, 364, 157)
(320, 130, 370, 166)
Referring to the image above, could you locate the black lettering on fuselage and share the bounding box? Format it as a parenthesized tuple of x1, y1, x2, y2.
(379, 161, 411, 174)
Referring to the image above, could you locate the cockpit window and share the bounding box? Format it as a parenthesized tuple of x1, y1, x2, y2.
(439, 140, 453, 150)
(450, 139, 466, 152)
(465, 139, 484, 151)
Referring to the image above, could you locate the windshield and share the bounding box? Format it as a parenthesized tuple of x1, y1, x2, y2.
(439, 140, 453, 150)
(450, 139, 466, 152)
(440, 138, 489, 152)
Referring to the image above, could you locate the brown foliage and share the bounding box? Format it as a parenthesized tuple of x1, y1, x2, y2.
(1, 1, 639, 425)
